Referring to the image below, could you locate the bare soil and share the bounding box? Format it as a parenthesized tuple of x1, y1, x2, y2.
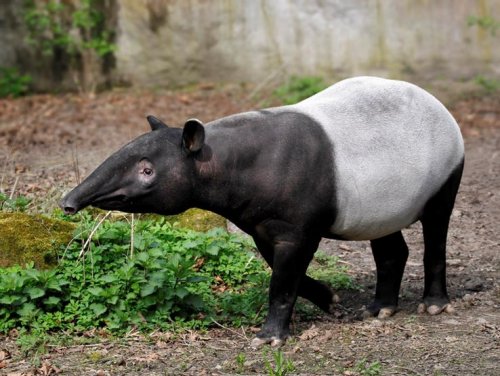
(0, 86, 498, 375)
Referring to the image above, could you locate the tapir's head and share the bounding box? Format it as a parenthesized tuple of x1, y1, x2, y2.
(60, 116, 205, 215)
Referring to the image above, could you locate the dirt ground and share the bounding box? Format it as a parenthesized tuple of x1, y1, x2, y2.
(0, 85, 499, 375)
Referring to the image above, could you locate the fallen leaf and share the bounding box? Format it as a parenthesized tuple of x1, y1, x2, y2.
(36, 361, 61, 375)
(193, 257, 205, 271)
(299, 324, 320, 340)
(0, 349, 11, 361)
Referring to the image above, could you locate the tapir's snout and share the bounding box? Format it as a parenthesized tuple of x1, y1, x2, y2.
(59, 194, 81, 215)
(59, 181, 94, 215)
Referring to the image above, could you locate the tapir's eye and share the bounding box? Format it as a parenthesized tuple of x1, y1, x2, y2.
(143, 168, 153, 176)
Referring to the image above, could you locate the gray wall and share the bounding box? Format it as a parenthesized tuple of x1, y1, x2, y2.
(115, 0, 500, 86)
(1, 0, 499, 89)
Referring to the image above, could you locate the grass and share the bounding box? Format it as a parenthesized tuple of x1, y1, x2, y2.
(264, 349, 296, 376)
(273, 76, 328, 105)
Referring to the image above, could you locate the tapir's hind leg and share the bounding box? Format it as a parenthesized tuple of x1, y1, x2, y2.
(419, 160, 464, 315)
(365, 231, 409, 319)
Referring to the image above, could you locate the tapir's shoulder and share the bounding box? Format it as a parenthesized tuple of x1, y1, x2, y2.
(206, 107, 313, 133)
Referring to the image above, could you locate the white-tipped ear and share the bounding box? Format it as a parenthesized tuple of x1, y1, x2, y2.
(147, 115, 168, 131)
(182, 119, 205, 153)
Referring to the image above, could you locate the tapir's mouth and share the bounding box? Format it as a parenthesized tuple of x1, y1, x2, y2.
(92, 194, 129, 209)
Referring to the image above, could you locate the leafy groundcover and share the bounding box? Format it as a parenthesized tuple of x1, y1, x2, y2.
(0, 215, 270, 335)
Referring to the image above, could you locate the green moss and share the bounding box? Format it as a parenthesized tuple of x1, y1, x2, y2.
(0, 213, 75, 268)
(164, 208, 227, 232)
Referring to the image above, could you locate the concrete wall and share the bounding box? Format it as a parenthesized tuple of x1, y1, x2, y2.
(1, 0, 499, 89)
(115, 0, 500, 87)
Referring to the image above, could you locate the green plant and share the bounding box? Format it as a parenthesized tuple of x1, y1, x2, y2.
(468, 15, 500, 36)
(355, 359, 382, 376)
(23, 0, 115, 93)
(474, 75, 500, 93)
(0, 215, 269, 334)
(0, 67, 32, 98)
(235, 352, 246, 374)
(264, 349, 296, 376)
(0, 193, 31, 212)
(273, 76, 328, 105)
(309, 251, 358, 290)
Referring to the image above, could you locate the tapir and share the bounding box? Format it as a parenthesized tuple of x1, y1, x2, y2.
(60, 76, 464, 347)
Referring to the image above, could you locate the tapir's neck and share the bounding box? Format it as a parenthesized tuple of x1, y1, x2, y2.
(191, 135, 252, 226)
(189, 113, 274, 230)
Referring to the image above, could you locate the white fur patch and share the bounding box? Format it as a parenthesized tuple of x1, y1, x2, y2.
(292, 77, 464, 240)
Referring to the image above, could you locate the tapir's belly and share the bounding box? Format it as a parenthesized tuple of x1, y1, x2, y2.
(327, 161, 437, 240)
(292, 77, 464, 241)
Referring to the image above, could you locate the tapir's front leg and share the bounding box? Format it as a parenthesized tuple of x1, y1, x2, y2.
(251, 221, 320, 347)
(253, 237, 337, 313)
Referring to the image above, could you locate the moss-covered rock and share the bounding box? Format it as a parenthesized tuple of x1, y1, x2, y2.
(165, 208, 227, 232)
(0, 213, 76, 268)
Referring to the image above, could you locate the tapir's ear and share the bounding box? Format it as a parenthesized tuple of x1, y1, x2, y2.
(182, 119, 205, 153)
(147, 115, 168, 131)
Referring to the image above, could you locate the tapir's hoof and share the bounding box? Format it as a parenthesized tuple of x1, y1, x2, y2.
(377, 307, 396, 319)
(417, 303, 454, 315)
(327, 294, 341, 313)
(362, 305, 396, 320)
(250, 336, 285, 349)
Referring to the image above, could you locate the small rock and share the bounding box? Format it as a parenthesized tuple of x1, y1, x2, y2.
(243, 359, 259, 367)
(447, 259, 463, 267)
(465, 280, 484, 292)
(463, 294, 474, 302)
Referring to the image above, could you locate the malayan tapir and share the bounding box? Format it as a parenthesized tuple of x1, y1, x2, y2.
(60, 76, 464, 347)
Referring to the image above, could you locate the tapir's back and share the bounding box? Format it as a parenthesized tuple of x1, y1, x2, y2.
(293, 76, 464, 240)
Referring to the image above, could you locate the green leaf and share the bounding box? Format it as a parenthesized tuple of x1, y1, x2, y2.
(148, 248, 164, 258)
(184, 294, 204, 309)
(17, 302, 36, 317)
(24, 268, 41, 281)
(88, 287, 104, 296)
(157, 301, 173, 314)
(133, 234, 146, 251)
(140, 283, 156, 297)
(182, 240, 202, 250)
(149, 271, 165, 286)
(175, 287, 189, 299)
(186, 276, 208, 283)
(205, 244, 220, 256)
(0, 294, 25, 305)
(90, 303, 107, 316)
(107, 296, 119, 305)
(47, 278, 69, 291)
(26, 287, 45, 299)
(44, 296, 61, 306)
(135, 252, 149, 263)
(100, 274, 118, 283)
(168, 253, 181, 269)
(126, 292, 137, 300)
